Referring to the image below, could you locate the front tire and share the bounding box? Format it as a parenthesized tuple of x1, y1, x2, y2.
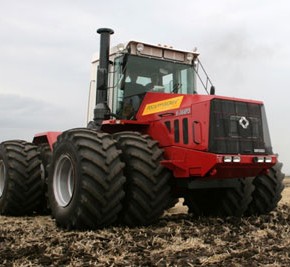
(48, 128, 126, 229)
(113, 132, 172, 226)
(184, 178, 254, 217)
(0, 140, 42, 215)
(246, 162, 285, 215)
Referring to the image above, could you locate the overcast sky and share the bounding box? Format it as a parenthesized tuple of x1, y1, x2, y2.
(1, 0, 290, 173)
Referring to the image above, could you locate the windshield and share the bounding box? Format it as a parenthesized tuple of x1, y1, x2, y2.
(112, 55, 197, 119)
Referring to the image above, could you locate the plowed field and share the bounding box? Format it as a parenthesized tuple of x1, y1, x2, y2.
(1, 185, 290, 266)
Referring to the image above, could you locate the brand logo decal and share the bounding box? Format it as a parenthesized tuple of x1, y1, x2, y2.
(142, 96, 184, 115)
(239, 116, 249, 129)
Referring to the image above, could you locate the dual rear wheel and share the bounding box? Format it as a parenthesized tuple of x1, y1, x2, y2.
(0, 141, 42, 215)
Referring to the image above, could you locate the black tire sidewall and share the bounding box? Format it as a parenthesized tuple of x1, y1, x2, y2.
(48, 139, 82, 225)
(0, 144, 9, 211)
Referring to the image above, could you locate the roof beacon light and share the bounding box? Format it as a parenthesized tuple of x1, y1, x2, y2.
(117, 43, 125, 52)
(137, 43, 144, 52)
(187, 53, 194, 61)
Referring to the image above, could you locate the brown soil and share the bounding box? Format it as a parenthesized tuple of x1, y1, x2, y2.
(1, 186, 290, 266)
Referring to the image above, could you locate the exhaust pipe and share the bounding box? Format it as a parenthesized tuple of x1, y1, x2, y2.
(92, 27, 114, 128)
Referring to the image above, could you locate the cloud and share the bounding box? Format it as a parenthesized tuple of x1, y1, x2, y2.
(0, 94, 85, 141)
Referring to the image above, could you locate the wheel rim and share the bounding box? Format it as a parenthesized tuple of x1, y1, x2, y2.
(0, 160, 6, 198)
(53, 154, 75, 207)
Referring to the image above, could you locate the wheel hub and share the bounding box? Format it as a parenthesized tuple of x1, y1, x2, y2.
(53, 154, 75, 207)
(0, 160, 6, 198)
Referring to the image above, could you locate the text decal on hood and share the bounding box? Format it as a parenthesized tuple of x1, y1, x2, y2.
(142, 96, 184, 115)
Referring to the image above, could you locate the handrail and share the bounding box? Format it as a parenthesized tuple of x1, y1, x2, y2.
(194, 58, 215, 95)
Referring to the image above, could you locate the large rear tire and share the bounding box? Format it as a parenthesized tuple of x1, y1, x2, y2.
(113, 132, 172, 226)
(48, 128, 125, 229)
(246, 162, 285, 215)
(0, 140, 42, 215)
(184, 177, 254, 217)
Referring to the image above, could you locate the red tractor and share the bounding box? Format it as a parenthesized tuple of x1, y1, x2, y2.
(0, 28, 284, 229)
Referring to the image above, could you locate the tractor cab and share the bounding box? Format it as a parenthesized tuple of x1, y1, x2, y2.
(87, 41, 209, 123)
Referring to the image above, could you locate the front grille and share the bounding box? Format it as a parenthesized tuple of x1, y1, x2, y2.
(209, 99, 273, 154)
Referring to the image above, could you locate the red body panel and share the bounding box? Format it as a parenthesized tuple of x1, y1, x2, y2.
(33, 131, 61, 150)
(101, 92, 276, 179)
(162, 146, 276, 178)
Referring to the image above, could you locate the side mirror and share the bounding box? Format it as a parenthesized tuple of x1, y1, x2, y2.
(210, 86, 215, 95)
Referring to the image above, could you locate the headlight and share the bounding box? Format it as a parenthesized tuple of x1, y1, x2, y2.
(223, 156, 232, 163)
(253, 156, 265, 163)
(233, 156, 241, 163)
(264, 157, 272, 163)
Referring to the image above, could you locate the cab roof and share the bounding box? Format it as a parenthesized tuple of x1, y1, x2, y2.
(92, 40, 199, 64)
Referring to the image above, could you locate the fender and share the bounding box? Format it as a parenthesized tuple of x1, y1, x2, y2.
(33, 131, 62, 150)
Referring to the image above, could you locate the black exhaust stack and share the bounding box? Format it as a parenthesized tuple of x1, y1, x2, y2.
(92, 27, 114, 128)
